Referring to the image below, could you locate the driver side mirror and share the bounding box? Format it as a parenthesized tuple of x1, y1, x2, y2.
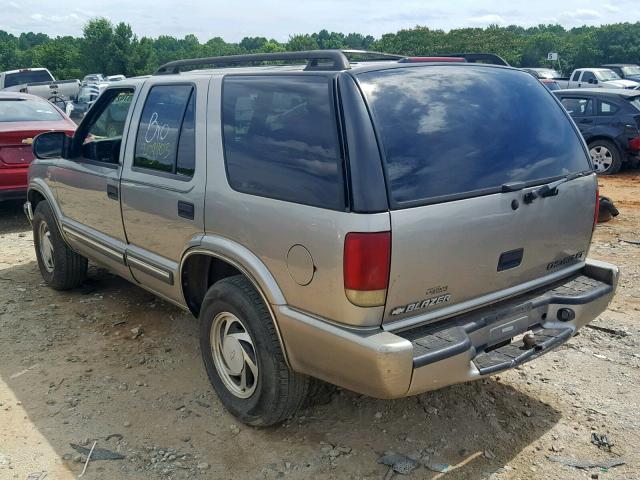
(588, 78, 598, 85)
(33, 131, 71, 160)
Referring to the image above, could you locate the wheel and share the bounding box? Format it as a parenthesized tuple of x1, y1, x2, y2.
(199, 275, 309, 426)
(47, 95, 67, 110)
(588, 139, 622, 175)
(32, 201, 87, 290)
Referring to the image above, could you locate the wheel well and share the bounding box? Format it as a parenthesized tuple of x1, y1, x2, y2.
(181, 254, 242, 316)
(28, 190, 46, 209)
(586, 135, 618, 149)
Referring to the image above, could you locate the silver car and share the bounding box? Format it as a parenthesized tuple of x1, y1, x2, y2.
(24, 50, 618, 426)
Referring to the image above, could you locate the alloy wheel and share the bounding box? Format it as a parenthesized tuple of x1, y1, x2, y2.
(590, 145, 613, 173)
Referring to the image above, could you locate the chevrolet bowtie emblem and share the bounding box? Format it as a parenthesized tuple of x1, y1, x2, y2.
(22, 138, 33, 145)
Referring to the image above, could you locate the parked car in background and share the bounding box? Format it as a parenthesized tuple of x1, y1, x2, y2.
(522, 67, 563, 79)
(82, 74, 105, 85)
(106, 75, 126, 82)
(66, 82, 108, 123)
(0, 68, 80, 109)
(601, 64, 640, 83)
(24, 50, 617, 426)
(554, 88, 640, 174)
(557, 68, 639, 90)
(0, 92, 75, 200)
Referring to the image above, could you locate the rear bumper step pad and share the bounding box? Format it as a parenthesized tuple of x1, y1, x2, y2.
(473, 327, 572, 375)
(402, 273, 612, 371)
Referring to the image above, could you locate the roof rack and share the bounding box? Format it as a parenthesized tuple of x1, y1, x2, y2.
(155, 50, 354, 75)
(153, 50, 509, 75)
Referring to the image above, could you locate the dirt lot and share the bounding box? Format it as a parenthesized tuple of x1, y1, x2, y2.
(1, 174, 639, 480)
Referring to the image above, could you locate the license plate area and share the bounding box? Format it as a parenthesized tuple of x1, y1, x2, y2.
(478, 301, 535, 348)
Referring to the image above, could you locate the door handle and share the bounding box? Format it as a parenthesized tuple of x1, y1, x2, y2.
(178, 201, 194, 220)
(107, 184, 119, 200)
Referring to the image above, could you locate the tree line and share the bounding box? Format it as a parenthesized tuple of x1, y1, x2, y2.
(1, 18, 640, 80)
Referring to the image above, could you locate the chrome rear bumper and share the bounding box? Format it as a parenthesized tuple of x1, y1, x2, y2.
(276, 259, 618, 399)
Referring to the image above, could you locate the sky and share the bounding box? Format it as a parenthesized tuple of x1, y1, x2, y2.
(4, 0, 639, 41)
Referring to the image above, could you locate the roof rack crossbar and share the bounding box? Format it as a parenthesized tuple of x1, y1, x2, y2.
(154, 50, 353, 75)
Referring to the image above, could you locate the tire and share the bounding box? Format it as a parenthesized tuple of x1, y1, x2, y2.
(588, 139, 622, 175)
(304, 377, 337, 407)
(32, 201, 87, 290)
(199, 275, 309, 426)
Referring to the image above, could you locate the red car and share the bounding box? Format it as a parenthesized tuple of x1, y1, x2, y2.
(0, 92, 75, 201)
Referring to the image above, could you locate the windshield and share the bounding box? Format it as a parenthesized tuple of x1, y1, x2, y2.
(596, 70, 621, 81)
(0, 98, 63, 122)
(622, 66, 640, 76)
(4, 70, 54, 88)
(359, 65, 590, 206)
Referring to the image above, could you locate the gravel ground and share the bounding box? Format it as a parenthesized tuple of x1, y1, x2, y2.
(0, 173, 639, 480)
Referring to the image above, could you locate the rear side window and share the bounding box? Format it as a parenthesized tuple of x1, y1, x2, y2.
(134, 85, 195, 178)
(359, 66, 590, 206)
(599, 101, 619, 115)
(222, 76, 344, 210)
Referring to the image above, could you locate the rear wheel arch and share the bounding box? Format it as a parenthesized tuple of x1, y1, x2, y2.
(585, 134, 617, 146)
(181, 252, 243, 316)
(181, 249, 291, 366)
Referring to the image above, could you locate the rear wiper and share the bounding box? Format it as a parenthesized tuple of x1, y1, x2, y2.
(523, 171, 588, 204)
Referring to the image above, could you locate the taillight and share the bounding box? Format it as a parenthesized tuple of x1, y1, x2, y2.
(629, 136, 640, 152)
(593, 187, 599, 230)
(344, 232, 391, 307)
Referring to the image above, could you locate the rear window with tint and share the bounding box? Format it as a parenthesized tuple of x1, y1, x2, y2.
(359, 66, 590, 206)
(222, 76, 344, 210)
(0, 98, 62, 122)
(4, 70, 54, 88)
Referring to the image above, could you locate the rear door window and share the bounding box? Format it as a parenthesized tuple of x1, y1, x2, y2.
(133, 84, 195, 178)
(222, 76, 344, 210)
(560, 97, 593, 116)
(358, 66, 590, 206)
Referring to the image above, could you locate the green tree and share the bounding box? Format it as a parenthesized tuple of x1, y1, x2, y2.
(108, 22, 134, 75)
(240, 36, 268, 52)
(80, 18, 114, 74)
(31, 37, 81, 79)
(287, 34, 317, 51)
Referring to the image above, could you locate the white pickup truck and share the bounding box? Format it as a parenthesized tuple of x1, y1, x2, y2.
(556, 68, 639, 89)
(0, 68, 80, 107)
